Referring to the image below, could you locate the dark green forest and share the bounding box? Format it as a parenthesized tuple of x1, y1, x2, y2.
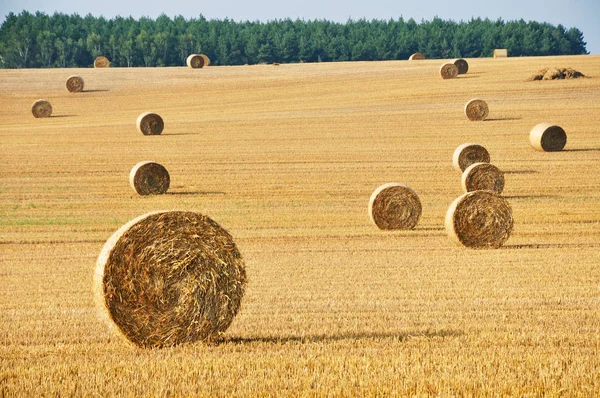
(0, 11, 588, 68)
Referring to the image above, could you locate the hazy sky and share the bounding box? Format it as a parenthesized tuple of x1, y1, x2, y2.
(2, 0, 599, 54)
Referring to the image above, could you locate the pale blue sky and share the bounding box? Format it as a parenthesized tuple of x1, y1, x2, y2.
(2, 0, 598, 54)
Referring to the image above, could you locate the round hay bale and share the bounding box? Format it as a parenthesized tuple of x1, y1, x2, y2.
(529, 123, 567, 152)
(136, 112, 164, 135)
(199, 54, 210, 67)
(461, 162, 505, 194)
(440, 62, 459, 79)
(368, 183, 422, 230)
(186, 54, 205, 68)
(409, 52, 425, 60)
(94, 56, 110, 68)
(66, 75, 84, 93)
(94, 210, 247, 348)
(452, 143, 491, 172)
(31, 99, 52, 118)
(464, 98, 489, 121)
(129, 161, 170, 195)
(445, 190, 513, 249)
(453, 58, 469, 74)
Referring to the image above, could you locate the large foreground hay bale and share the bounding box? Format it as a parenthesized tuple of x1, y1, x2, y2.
(445, 190, 513, 249)
(31, 99, 52, 118)
(464, 98, 489, 121)
(200, 54, 211, 66)
(453, 58, 469, 74)
(94, 210, 247, 348)
(461, 163, 505, 194)
(94, 56, 110, 68)
(529, 123, 567, 152)
(369, 183, 422, 230)
(136, 112, 164, 135)
(493, 49, 508, 58)
(452, 143, 490, 172)
(440, 62, 459, 79)
(409, 52, 425, 60)
(129, 161, 170, 195)
(186, 54, 205, 68)
(66, 75, 84, 93)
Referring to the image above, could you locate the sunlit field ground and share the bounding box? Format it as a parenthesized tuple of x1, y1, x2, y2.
(1, 55, 599, 395)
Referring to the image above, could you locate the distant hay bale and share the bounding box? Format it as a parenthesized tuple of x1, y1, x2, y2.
(129, 161, 170, 195)
(409, 52, 425, 60)
(136, 112, 164, 135)
(94, 210, 247, 348)
(31, 99, 52, 118)
(527, 67, 585, 81)
(529, 123, 567, 152)
(186, 54, 205, 68)
(452, 143, 491, 172)
(464, 98, 489, 121)
(66, 75, 84, 93)
(440, 62, 459, 79)
(368, 183, 422, 230)
(94, 56, 110, 68)
(461, 162, 505, 194)
(199, 54, 210, 67)
(445, 190, 513, 249)
(453, 58, 469, 74)
(493, 49, 508, 58)
(273, 62, 280, 66)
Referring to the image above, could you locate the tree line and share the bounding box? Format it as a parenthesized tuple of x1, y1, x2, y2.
(0, 11, 588, 68)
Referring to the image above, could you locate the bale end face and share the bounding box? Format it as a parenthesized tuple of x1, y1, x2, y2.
(31, 99, 53, 118)
(452, 143, 490, 172)
(94, 56, 110, 68)
(464, 99, 489, 121)
(186, 54, 205, 68)
(136, 112, 164, 135)
(440, 63, 459, 79)
(369, 183, 422, 230)
(529, 123, 567, 152)
(129, 161, 170, 195)
(94, 210, 247, 348)
(445, 190, 513, 249)
(461, 162, 505, 194)
(66, 75, 84, 93)
(453, 58, 469, 74)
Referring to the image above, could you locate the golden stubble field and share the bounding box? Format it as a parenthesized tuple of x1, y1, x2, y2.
(1, 55, 599, 396)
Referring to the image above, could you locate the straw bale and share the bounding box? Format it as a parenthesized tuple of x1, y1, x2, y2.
(453, 58, 469, 74)
(461, 162, 505, 194)
(409, 53, 425, 60)
(186, 54, 205, 68)
(369, 183, 422, 230)
(440, 62, 459, 79)
(445, 190, 513, 249)
(493, 49, 508, 58)
(129, 161, 170, 195)
(94, 210, 247, 348)
(199, 54, 211, 66)
(529, 123, 567, 152)
(31, 99, 52, 118)
(464, 98, 489, 121)
(136, 112, 164, 135)
(66, 75, 84, 93)
(452, 143, 490, 172)
(94, 56, 110, 68)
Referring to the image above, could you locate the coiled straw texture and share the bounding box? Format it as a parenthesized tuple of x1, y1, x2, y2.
(461, 162, 505, 194)
(31, 99, 52, 118)
(129, 161, 170, 195)
(136, 112, 164, 135)
(66, 75, 84, 93)
(440, 63, 459, 79)
(369, 183, 422, 230)
(464, 99, 489, 121)
(452, 143, 490, 172)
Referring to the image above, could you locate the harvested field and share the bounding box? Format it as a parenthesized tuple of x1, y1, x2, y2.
(1, 55, 600, 395)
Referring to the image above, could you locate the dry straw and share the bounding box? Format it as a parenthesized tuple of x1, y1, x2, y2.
(186, 54, 205, 68)
(129, 161, 170, 195)
(445, 190, 513, 249)
(66, 75, 84, 93)
(94, 56, 110, 68)
(527, 67, 585, 81)
(136, 112, 164, 135)
(453, 58, 469, 74)
(493, 49, 508, 58)
(464, 98, 489, 121)
(440, 62, 459, 79)
(94, 210, 247, 348)
(529, 123, 567, 152)
(461, 162, 505, 194)
(31, 99, 52, 118)
(369, 183, 422, 230)
(409, 52, 425, 60)
(452, 143, 490, 172)
(200, 54, 211, 66)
